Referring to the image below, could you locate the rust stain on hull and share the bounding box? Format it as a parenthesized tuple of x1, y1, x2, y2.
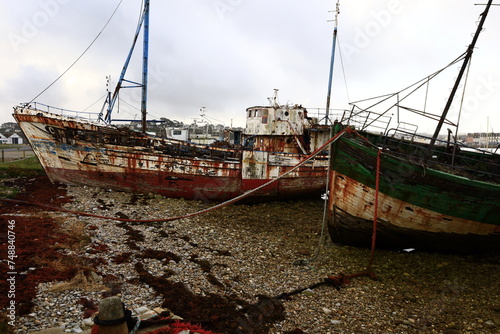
(327, 170, 500, 252)
(14, 106, 330, 201)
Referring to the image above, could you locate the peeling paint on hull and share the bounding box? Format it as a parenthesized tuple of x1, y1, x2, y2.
(328, 171, 500, 253)
(14, 107, 329, 202)
(327, 132, 500, 253)
(44, 166, 241, 201)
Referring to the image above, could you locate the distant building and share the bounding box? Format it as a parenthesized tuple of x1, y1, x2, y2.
(7, 133, 23, 144)
(466, 132, 500, 148)
(0, 131, 26, 145)
(0, 122, 27, 144)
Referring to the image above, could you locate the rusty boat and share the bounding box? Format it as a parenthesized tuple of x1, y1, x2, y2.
(327, 1, 500, 253)
(13, 1, 332, 202)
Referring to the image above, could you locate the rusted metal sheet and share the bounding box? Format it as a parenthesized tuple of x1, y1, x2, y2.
(14, 105, 331, 201)
(329, 171, 497, 235)
(244, 105, 332, 155)
(328, 170, 500, 252)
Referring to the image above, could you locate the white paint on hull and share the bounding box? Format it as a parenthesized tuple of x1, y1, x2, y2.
(329, 170, 499, 236)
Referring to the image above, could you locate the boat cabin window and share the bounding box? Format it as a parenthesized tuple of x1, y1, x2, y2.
(262, 109, 268, 124)
(173, 130, 182, 135)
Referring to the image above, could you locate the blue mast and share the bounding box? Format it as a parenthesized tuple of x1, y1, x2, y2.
(141, 0, 150, 133)
(324, 0, 340, 125)
(101, 0, 150, 132)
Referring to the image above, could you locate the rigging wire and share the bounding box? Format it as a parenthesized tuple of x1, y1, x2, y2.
(349, 52, 467, 130)
(115, 96, 168, 123)
(453, 57, 473, 165)
(336, 38, 351, 104)
(28, 0, 124, 104)
(82, 93, 108, 112)
(114, 97, 157, 121)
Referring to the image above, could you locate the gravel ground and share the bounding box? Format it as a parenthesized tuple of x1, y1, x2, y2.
(4, 180, 500, 334)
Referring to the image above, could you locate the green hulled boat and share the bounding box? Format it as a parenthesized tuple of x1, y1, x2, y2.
(327, 1, 500, 253)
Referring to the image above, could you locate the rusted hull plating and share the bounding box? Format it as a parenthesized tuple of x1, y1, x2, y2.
(14, 107, 329, 201)
(328, 170, 500, 253)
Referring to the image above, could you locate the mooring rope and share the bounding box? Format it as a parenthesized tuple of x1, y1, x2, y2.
(367, 148, 382, 269)
(293, 135, 333, 267)
(0, 129, 348, 223)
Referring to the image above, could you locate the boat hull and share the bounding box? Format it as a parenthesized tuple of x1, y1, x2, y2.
(327, 132, 500, 253)
(14, 108, 328, 202)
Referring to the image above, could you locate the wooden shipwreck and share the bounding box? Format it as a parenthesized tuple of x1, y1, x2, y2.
(327, 1, 500, 253)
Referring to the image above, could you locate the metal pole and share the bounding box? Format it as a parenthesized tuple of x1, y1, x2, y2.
(104, 3, 149, 123)
(141, 0, 150, 134)
(324, 1, 340, 125)
(426, 0, 493, 160)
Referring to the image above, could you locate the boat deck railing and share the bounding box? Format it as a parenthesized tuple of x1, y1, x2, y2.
(304, 108, 346, 125)
(341, 106, 500, 181)
(341, 106, 393, 135)
(21, 102, 100, 122)
(380, 128, 500, 182)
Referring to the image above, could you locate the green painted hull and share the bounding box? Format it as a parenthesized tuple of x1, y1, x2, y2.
(327, 130, 500, 253)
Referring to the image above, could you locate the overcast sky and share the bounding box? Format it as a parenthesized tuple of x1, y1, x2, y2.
(1, 0, 499, 134)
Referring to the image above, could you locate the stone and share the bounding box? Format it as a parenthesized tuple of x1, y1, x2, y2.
(153, 307, 168, 314)
(71, 326, 83, 333)
(134, 306, 150, 315)
(81, 318, 94, 328)
(302, 289, 315, 296)
(484, 320, 496, 328)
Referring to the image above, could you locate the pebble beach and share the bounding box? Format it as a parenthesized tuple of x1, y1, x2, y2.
(1, 176, 499, 334)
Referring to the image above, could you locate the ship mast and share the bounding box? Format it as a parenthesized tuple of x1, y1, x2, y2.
(141, 0, 150, 134)
(425, 0, 493, 160)
(324, 0, 340, 125)
(102, 0, 150, 133)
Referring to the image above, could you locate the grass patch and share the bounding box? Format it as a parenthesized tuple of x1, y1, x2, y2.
(0, 156, 43, 178)
(0, 156, 44, 197)
(0, 144, 28, 149)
